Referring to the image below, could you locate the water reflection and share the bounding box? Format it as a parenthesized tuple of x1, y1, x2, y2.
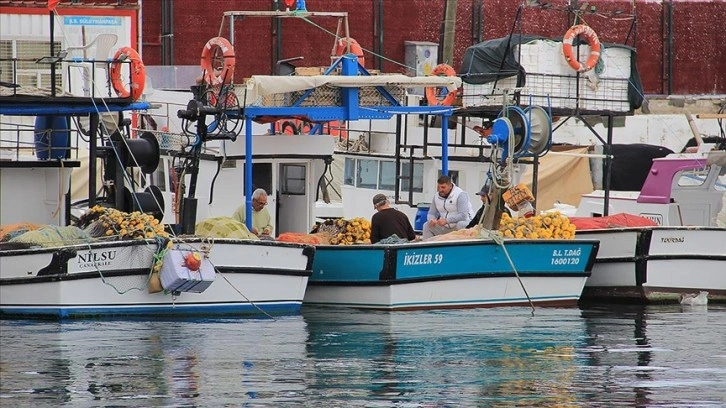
(1, 305, 724, 406)
(579, 303, 726, 407)
(302, 307, 588, 406)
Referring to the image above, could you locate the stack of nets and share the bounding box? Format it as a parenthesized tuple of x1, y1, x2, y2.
(76, 205, 169, 240)
(7, 225, 91, 248)
(195, 216, 259, 240)
(310, 217, 371, 245)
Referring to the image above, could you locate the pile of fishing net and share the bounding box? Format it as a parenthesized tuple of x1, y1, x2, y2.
(6, 225, 91, 248)
(0, 222, 42, 242)
(195, 216, 258, 240)
(309, 217, 371, 245)
(498, 211, 577, 239)
(277, 232, 324, 245)
(425, 227, 483, 242)
(76, 205, 169, 240)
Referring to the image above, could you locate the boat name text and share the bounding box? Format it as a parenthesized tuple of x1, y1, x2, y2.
(640, 213, 663, 226)
(660, 236, 684, 243)
(77, 250, 117, 268)
(551, 248, 581, 265)
(402, 252, 443, 266)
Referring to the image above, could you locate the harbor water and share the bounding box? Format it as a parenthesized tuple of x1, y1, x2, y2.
(1, 304, 725, 407)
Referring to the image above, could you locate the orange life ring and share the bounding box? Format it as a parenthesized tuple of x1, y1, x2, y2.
(110, 47, 145, 100)
(425, 63, 459, 106)
(334, 37, 365, 67)
(200, 37, 236, 86)
(562, 24, 601, 73)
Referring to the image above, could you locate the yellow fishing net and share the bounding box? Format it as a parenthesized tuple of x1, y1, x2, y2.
(195, 217, 259, 240)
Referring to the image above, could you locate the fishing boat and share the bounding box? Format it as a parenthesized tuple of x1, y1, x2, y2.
(0, 14, 314, 318)
(573, 148, 726, 303)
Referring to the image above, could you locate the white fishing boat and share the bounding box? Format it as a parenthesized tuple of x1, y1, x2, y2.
(573, 149, 726, 303)
(0, 21, 315, 318)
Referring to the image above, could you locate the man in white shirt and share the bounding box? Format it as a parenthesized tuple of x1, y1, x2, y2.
(422, 175, 473, 239)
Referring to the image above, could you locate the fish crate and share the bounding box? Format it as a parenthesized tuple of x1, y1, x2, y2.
(290, 85, 341, 107)
(359, 85, 406, 106)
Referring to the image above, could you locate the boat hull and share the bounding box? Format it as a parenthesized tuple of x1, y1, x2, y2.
(305, 239, 598, 310)
(0, 238, 314, 318)
(578, 227, 726, 303)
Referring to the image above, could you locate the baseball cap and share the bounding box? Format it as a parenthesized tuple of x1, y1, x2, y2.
(476, 184, 490, 195)
(372, 193, 388, 207)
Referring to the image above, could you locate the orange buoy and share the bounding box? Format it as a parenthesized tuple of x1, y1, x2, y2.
(183, 252, 202, 271)
(200, 37, 236, 86)
(562, 25, 601, 72)
(334, 37, 365, 67)
(425, 63, 459, 106)
(110, 47, 146, 100)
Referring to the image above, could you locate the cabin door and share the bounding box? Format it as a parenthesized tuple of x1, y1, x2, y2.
(277, 162, 310, 234)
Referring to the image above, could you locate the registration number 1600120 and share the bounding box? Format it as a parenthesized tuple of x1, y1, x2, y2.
(551, 248, 581, 265)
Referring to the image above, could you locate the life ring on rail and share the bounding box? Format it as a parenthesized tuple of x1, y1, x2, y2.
(425, 63, 459, 106)
(334, 37, 365, 67)
(110, 47, 146, 100)
(200, 37, 236, 86)
(562, 24, 601, 73)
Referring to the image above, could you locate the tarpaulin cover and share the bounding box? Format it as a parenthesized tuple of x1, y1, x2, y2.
(608, 144, 674, 191)
(569, 213, 658, 230)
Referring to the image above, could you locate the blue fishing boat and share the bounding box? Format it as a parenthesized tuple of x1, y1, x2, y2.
(306, 239, 598, 310)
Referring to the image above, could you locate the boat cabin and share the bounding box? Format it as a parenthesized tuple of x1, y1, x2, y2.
(576, 151, 726, 226)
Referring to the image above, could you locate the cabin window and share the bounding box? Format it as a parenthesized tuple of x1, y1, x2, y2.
(150, 160, 167, 191)
(676, 167, 709, 187)
(244, 163, 272, 194)
(378, 161, 396, 190)
(401, 162, 424, 193)
(344, 157, 355, 186)
(280, 164, 306, 195)
(357, 159, 378, 189)
(0, 40, 62, 88)
(438, 169, 460, 185)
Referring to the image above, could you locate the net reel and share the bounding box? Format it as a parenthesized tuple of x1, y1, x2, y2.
(487, 105, 552, 164)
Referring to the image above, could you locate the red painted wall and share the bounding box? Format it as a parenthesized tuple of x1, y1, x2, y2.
(4, 0, 722, 94)
(141, 0, 724, 95)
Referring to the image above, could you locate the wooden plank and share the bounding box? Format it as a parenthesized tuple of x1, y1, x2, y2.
(695, 113, 726, 119)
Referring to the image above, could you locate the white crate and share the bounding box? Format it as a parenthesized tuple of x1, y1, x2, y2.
(160, 249, 216, 293)
(464, 40, 633, 112)
(462, 77, 519, 108)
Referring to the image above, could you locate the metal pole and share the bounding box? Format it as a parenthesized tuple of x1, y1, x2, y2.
(49, 11, 56, 97)
(441, 113, 449, 175)
(603, 114, 614, 216)
(244, 116, 254, 231)
(88, 113, 99, 208)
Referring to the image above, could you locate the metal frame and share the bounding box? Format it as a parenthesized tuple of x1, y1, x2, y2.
(238, 55, 455, 229)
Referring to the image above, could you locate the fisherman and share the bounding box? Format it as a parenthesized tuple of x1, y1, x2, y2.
(232, 188, 274, 238)
(422, 176, 472, 239)
(370, 193, 416, 244)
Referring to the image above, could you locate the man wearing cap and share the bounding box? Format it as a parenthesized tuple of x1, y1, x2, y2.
(370, 193, 416, 244)
(467, 184, 511, 228)
(422, 175, 473, 239)
(467, 184, 491, 228)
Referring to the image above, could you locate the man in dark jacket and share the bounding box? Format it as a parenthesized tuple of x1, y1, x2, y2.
(467, 185, 490, 228)
(467, 184, 511, 228)
(370, 193, 416, 243)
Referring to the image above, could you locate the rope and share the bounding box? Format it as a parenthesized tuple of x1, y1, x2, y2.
(215, 265, 276, 320)
(481, 227, 535, 315)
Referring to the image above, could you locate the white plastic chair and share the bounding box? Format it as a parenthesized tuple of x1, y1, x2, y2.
(66, 33, 118, 96)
